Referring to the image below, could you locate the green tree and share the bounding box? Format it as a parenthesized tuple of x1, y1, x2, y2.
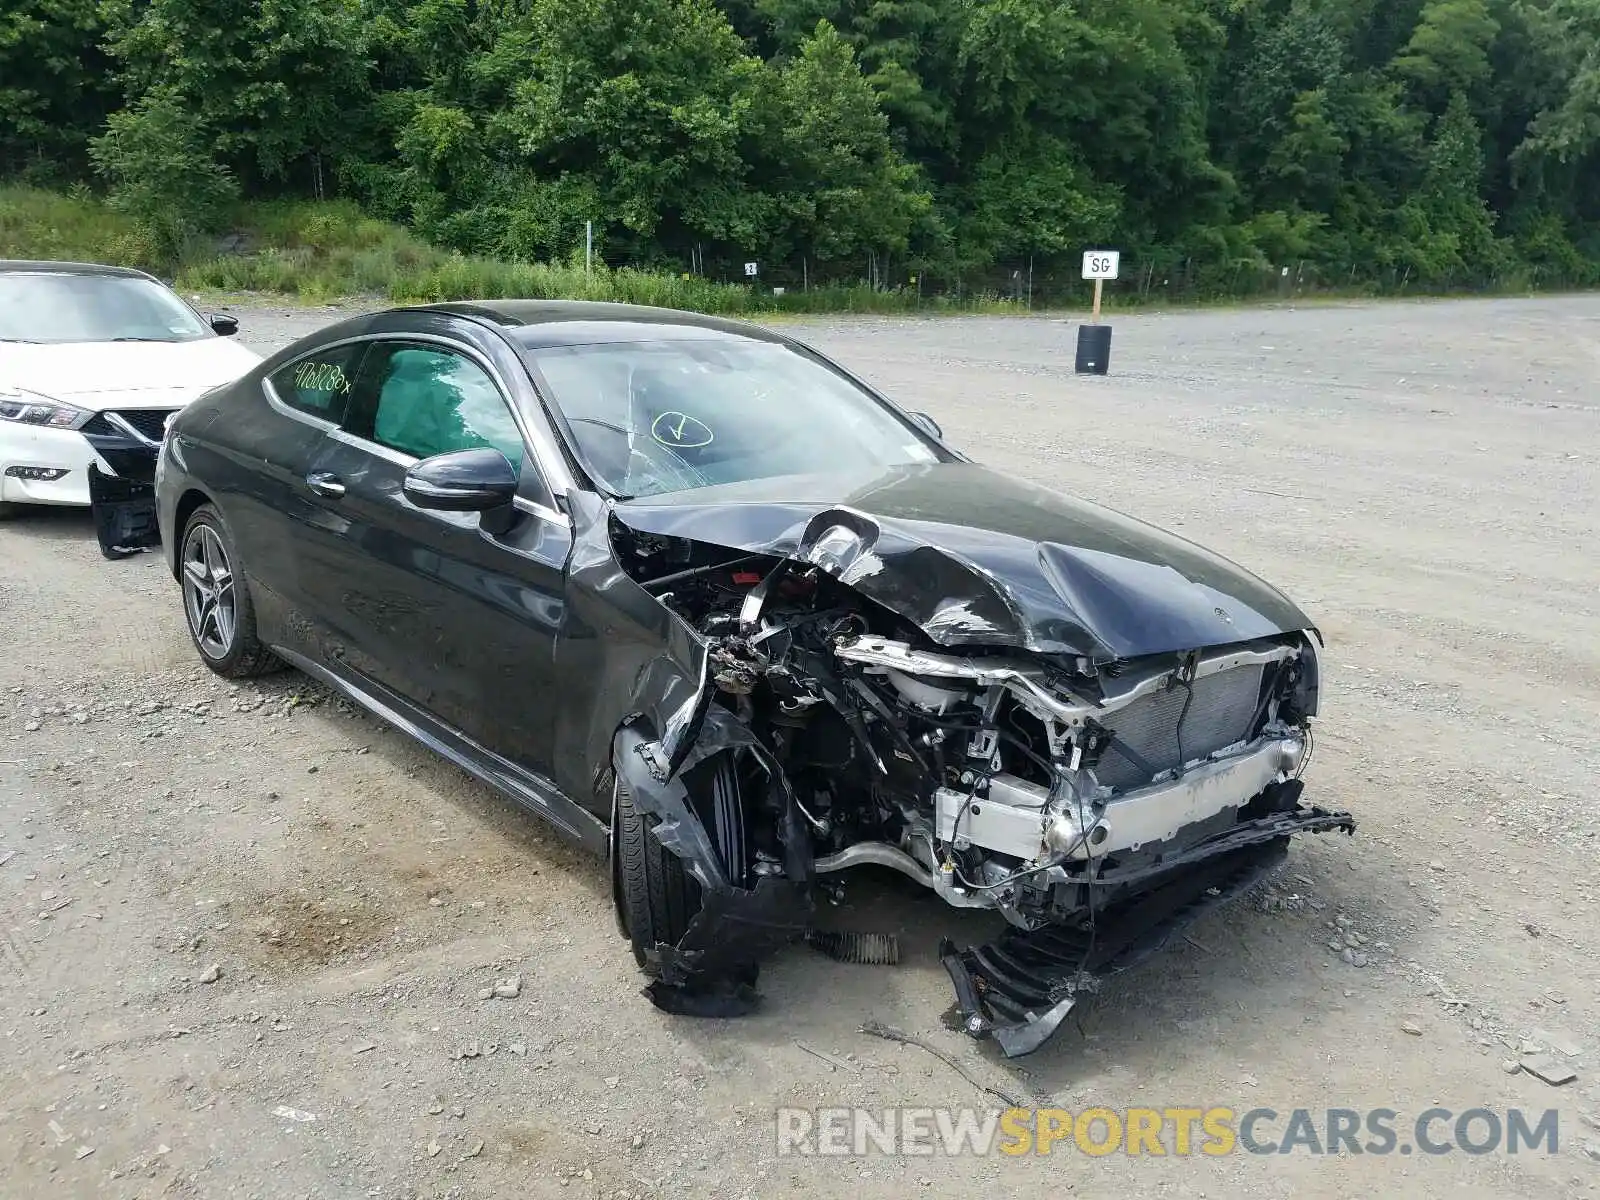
(1393, 0, 1500, 108)
(504, 0, 771, 253)
(8, 0, 1600, 296)
(1264, 88, 1351, 212)
(1415, 90, 1507, 279)
(1514, 0, 1600, 166)
(766, 21, 931, 263)
(89, 89, 239, 258)
(953, 130, 1122, 264)
(955, 0, 1231, 249)
(0, 0, 114, 177)
(102, 0, 372, 193)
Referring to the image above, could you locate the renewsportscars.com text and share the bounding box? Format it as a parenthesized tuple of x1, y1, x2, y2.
(775, 1106, 1561, 1158)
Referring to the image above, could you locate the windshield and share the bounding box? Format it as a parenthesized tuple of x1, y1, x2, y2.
(0, 272, 212, 344)
(527, 337, 941, 498)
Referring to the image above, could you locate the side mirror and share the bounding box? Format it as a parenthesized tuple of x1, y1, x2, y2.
(908, 410, 943, 440)
(209, 313, 239, 337)
(403, 447, 518, 512)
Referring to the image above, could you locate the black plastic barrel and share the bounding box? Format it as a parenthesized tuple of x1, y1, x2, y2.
(1075, 323, 1113, 375)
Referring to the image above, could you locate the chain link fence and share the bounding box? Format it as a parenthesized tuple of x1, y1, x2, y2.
(663, 248, 1594, 311)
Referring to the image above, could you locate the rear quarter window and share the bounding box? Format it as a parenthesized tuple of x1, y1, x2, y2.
(267, 343, 365, 424)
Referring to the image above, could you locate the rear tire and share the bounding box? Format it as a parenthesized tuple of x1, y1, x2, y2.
(614, 753, 747, 972)
(179, 504, 282, 678)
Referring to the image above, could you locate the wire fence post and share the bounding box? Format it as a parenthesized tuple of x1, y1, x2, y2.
(585, 221, 593, 276)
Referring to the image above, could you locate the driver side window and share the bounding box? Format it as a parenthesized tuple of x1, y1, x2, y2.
(347, 342, 525, 470)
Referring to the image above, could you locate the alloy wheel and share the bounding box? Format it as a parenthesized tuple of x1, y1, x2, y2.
(182, 523, 237, 659)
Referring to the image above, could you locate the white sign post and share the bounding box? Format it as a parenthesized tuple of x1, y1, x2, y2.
(1076, 249, 1121, 375)
(1081, 250, 1120, 323)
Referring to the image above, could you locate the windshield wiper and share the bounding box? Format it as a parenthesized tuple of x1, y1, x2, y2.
(0, 337, 41, 343)
(109, 336, 170, 342)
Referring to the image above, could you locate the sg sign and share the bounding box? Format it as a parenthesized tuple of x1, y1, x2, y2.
(1082, 251, 1120, 281)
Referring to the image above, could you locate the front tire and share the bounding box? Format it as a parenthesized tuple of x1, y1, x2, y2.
(179, 504, 281, 678)
(614, 753, 747, 972)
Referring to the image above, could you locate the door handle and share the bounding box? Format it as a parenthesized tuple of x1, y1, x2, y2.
(306, 471, 346, 498)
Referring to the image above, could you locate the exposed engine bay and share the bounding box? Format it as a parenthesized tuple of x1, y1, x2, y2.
(611, 513, 1356, 1056)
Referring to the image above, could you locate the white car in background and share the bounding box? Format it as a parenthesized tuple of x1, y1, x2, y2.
(0, 260, 260, 531)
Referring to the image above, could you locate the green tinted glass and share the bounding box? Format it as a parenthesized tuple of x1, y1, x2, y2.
(270, 343, 363, 423)
(371, 347, 524, 469)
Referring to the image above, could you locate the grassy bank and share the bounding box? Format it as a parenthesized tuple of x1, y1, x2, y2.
(0, 186, 1016, 315)
(9, 185, 1574, 316)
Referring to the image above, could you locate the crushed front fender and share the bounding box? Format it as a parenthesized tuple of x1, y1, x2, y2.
(614, 710, 816, 1012)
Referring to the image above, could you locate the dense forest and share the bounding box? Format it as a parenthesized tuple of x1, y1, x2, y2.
(3, 0, 1600, 298)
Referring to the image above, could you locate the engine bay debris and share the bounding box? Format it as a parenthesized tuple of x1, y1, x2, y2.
(605, 492, 1355, 1055)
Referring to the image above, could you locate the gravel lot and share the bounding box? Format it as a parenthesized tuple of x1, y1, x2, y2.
(3, 295, 1600, 1199)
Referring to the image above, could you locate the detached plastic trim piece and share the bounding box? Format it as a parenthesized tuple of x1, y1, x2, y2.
(943, 801, 1356, 1057)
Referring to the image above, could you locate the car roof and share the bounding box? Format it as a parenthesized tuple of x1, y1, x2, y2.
(416, 300, 787, 349)
(0, 259, 158, 281)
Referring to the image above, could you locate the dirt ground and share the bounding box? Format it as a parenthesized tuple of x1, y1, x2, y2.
(3, 295, 1599, 1199)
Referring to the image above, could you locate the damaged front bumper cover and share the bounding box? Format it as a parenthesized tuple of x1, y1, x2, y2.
(87, 440, 161, 560)
(623, 692, 1354, 1053)
(941, 798, 1356, 1057)
(642, 877, 813, 1016)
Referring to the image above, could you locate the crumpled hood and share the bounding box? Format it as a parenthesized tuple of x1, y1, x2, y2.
(612, 462, 1314, 661)
(0, 337, 260, 409)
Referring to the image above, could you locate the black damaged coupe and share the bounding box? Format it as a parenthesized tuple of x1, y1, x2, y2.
(155, 301, 1353, 1055)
